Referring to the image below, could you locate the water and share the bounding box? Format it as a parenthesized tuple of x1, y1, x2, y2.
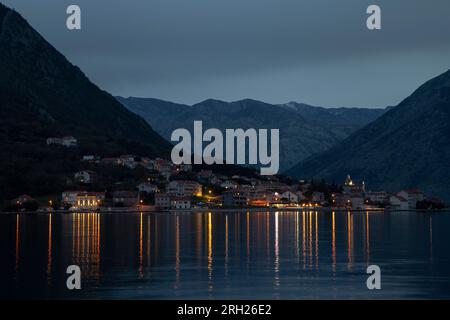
(1, 210, 449, 299)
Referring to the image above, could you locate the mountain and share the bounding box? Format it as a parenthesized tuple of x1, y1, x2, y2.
(117, 97, 385, 171)
(287, 70, 450, 201)
(0, 3, 170, 201)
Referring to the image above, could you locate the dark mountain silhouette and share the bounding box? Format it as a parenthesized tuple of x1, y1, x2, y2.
(118, 97, 385, 170)
(287, 69, 450, 201)
(0, 3, 170, 201)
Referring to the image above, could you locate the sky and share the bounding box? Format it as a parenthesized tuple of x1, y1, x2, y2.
(3, 0, 450, 108)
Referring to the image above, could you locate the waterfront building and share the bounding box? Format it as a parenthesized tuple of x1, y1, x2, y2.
(167, 180, 202, 197)
(397, 189, 425, 209)
(366, 191, 388, 204)
(113, 191, 139, 207)
(170, 197, 191, 209)
(389, 194, 409, 210)
(349, 195, 365, 210)
(331, 193, 346, 207)
(222, 191, 248, 207)
(75, 192, 105, 210)
(61, 191, 105, 209)
(155, 193, 171, 209)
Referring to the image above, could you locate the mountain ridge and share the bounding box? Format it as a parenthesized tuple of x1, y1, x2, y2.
(0, 2, 170, 201)
(118, 96, 385, 171)
(287, 69, 450, 201)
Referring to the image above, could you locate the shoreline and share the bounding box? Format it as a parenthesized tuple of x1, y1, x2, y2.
(1, 207, 448, 215)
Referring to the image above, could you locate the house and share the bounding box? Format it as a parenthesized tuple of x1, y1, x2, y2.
(389, 195, 409, 210)
(82, 155, 99, 162)
(137, 182, 158, 194)
(113, 191, 139, 207)
(248, 187, 276, 204)
(167, 180, 202, 197)
(46, 136, 77, 147)
(222, 191, 247, 207)
(74, 170, 97, 184)
(119, 155, 137, 169)
(397, 189, 425, 209)
(75, 192, 105, 210)
(62, 191, 105, 209)
(155, 193, 171, 209)
(170, 197, 191, 209)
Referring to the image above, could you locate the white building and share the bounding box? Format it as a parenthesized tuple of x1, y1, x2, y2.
(170, 197, 191, 209)
(397, 189, 424, 209)
(46, 136, 77, 147)
(82, 155, 99, 162)
(167, 180, 202, 197)
(155, 193, 171, 209)
(137, 182, 158, 193)
(62, 191, 105, 209)
(389, 195, 409, 210)
(119, 155, 137, 169)
(366, 191, 387, 204)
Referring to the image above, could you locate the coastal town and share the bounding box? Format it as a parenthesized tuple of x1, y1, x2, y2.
(3, 136, 445, 213)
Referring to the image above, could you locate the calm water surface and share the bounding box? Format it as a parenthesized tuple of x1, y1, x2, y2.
(1, 210, 449, 299)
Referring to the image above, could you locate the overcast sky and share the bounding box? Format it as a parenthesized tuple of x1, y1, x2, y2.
(3, 0, 450, 107)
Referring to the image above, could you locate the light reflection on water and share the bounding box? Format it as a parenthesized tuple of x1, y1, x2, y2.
(1, 210, 450, 299)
